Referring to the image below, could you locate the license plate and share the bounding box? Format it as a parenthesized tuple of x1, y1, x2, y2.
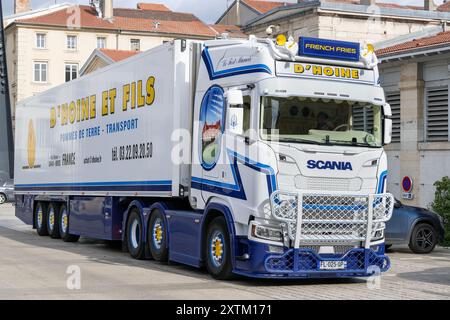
(319, 260, 347, 270)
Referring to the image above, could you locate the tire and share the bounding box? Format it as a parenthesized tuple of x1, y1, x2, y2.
(58, 204, 80, 243)
(35, 202, 49, 236)
(409, 223, 437, 254)
(47, 202, 61, 239)
(205, 217, 233, 280)
(0, 193, 6, 205)
(385, 244, 393, 250)
(126, 209, 145, 259)
(148, 208, 168, 262)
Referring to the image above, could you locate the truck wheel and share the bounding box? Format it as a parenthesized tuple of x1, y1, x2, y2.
(205, 217, 233, 280)
(59, 204, 80, 243)
(126, 209, 145, 260)
(409, 223, 437, 254)
(35, 202, 49, 236)
(148, 209, 168, 262)
(0, 193, 6, 204)
(47, 202, 61, 239)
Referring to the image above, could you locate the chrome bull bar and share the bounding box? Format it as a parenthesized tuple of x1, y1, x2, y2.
(270, 191, 394, 249)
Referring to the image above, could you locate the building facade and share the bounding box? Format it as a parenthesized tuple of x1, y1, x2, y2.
(378, 31, 450, 208)
(239, 0, 450, 44)
(4, 1, 219, 128)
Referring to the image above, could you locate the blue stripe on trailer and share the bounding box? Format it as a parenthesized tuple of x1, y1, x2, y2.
(14, 180, 173, 192)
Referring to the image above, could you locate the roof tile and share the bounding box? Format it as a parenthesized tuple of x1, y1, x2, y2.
(137, 3, 171, 12)
(14, 5, 216, 37)
(377, 31, 450, 56)
(243, 0, 288, 14)
(99, 49, 140, 62)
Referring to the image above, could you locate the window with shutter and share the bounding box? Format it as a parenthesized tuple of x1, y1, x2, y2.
(426, 86, 449, 142)
(386, 91, 401, 143)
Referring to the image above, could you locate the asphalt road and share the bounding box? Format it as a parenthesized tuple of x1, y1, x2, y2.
(0, 203, 449, 300)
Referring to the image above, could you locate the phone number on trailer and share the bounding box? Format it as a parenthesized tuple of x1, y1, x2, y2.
(112, 142, 153, 161)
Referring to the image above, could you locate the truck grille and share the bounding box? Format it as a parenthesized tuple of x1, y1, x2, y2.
(295, 176, 362, 192)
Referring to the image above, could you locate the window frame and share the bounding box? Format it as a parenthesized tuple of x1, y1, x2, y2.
(96, 36, 106, 49)
(33, 61, 48, 83)
(130, 39, 141, 52)
(66, 35, 78, 50)
(65, 63, 79, 83)
(35, 33, 46, 49)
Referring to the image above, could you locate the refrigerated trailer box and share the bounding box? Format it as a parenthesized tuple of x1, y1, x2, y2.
(15, 37, 394, 279)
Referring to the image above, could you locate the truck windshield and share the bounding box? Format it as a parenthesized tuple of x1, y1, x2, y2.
(260, 96, 382, 147)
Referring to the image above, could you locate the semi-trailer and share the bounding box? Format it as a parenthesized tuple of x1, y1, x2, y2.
(14, 35, 394, 279)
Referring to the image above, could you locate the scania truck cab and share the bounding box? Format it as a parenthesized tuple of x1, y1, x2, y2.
(189, 36, 393, 278)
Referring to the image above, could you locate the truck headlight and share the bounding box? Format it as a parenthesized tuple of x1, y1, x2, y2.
(250, 222, 283, 242)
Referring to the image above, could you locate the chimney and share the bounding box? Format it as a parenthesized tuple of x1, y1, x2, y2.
(101, 0, 114, 20)
(14, 0, 31, 14)
(360, 0, 377, 5)
(425, 0, 437, 11)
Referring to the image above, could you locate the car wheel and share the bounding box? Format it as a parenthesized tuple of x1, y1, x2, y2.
(126, 209, 145, 260)
(47, 202, 61, 239)
(59, 204, 80, 243)
(385, 244, 393, 250)
(0, 193, 6, 205)
(205, 217, 233, 280)
(35, 202, 49, 236)
(409, 223, 437, 254)
(148, 208, 168, 262)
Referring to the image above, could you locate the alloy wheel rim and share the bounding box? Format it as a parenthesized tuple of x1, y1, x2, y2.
(210, 230, 225, 268)
(130, 219, 140, 249)
(152, 218, 163, 250)
(37, 207, 43, 228)
(416, 228, 435, 249)
(61, 209, 68, 234)
(48, 208, 55, 232)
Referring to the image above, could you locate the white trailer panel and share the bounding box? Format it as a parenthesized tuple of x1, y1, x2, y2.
(14, 41, 192, 197)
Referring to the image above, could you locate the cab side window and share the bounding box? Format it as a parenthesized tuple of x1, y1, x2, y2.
(242, 96, 251, 136)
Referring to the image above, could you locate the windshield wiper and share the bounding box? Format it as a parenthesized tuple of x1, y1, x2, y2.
(267, 138, 323, 145)
(323, 138, 378, 148)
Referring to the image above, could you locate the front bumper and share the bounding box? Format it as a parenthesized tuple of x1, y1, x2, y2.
(234, 239, 390, 279)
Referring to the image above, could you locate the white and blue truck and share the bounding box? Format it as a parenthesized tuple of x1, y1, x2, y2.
(14, 35, 394, 279)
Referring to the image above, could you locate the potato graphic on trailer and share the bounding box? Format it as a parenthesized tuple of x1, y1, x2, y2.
(27, 119, 36, 168)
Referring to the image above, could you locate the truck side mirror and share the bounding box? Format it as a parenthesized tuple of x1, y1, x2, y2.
(383, 103, 392, 145)
(384, 118, 392, 145)
(226, 89, 243, 106)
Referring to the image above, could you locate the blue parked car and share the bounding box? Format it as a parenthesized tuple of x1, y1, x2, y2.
(386, 199, 446, 254)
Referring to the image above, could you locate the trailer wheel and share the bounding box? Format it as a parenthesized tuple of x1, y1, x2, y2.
(126, 209, 145, 260)
(148, 209, 168, 262)
(205, 217, 233, 280)
(59, 204, 80, 243)
(35, 202, 49, 236)
(47, 202, 61, 239)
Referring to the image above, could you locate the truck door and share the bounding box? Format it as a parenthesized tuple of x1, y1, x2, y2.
(198, 87, 252, 202)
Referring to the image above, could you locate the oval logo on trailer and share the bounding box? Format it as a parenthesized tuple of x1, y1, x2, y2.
(402, 176, 413, 193)
(307, 160, 353, 171)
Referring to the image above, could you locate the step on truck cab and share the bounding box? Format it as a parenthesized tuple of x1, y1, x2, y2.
(14, 35, 394, 279)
